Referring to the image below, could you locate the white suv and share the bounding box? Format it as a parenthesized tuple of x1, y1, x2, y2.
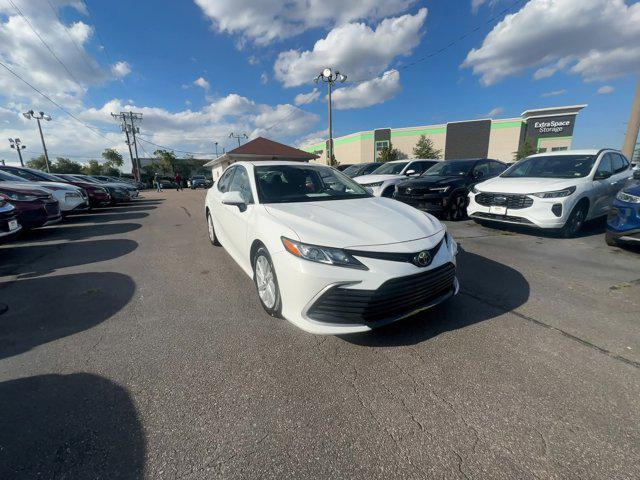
(467, 149, 633, 237)
(353, 159, 440, 197)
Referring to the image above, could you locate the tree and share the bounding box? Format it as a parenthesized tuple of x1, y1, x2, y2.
(52, 157, 83, 174)
(514, 141, 538, 161)
(153, 149, 176, 174)
(378, 142, 403, 163)
(413, 135, 442, 159)
(81, 159, 104, 175)
(328, 154, 337, 166)
(26, 155, 49, 171)
(102, 148, 123, 170)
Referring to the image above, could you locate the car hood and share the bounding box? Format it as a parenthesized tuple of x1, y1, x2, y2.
(264, 197, 443, 248)
(399, 175, 466, 188)
(622, 183, 640, 196)
(353, 174, 402, 184)
(35, 181, 81, 192)
(0, 181, 52, 195)
(476, 176, 578, 194)
(101, 182, 133, 189)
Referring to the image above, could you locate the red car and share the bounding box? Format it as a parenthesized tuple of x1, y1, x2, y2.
(0, 182, 62, 229)
(53, 174, 111, 207)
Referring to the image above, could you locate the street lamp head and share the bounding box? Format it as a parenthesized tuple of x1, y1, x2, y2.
(337, 73, 347, 82)
(23, 111, 32, 119)
(43, 114, 52, 121)
(9, 138, 14, 144)
(322, 68, 332, 79)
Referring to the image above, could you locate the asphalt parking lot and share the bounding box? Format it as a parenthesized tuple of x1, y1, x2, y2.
(1, 190, 639, 479)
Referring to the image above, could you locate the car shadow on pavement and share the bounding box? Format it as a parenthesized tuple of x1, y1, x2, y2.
(0, 271, 135, 360)
(95, 205, 157, 213)
(473, 216, 607, 239)
(339, 250, 530, 347)
(22, 223, 142, 243)
(0, 239, 138, 278)
(63, 211, 150, 224)
(0, 373, 146, 479)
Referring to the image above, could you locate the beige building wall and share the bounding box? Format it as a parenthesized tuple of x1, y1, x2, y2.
(488, 121, 523, 163)
(537, 136, 572, 152)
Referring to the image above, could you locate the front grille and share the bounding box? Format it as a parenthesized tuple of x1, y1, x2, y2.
(471, 212, 533, 224)
(397, 186, 433, 196)
(44, 202, 60, 216)
(307, 262, 456, 324)
(475, 192, 533, 209)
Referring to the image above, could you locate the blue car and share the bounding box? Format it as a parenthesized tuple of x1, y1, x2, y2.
(606, 179, 640, 247)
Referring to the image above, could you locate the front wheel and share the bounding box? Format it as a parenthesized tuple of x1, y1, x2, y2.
(206, 212, 220, 246)
(559, 202, 587, 238)
(448, 193, 467, 221)
(253, 247, 282, 318)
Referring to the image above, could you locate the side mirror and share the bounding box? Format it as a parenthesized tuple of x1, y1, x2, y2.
(594, 171, 612, 180)
(221, 191, 246, 211)
(405, 169, 417, 176)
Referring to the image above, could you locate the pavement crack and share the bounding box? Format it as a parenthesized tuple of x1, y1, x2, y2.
(181, 206, 192, 218)
(460, 289, 640, 369)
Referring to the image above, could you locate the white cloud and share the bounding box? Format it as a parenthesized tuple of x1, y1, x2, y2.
(540, 89, 567, 98)
(194, 0, 417, 45)
(481, 107, 504, 118)
(471, 0, 497, 13)
(332, 70, 401, 110)
(274, 9, 427, 88)
(194, 76, 210, 91)
(462, 0, 640, 86)
(247, 55, 260, 65)
(111, 61, 131, 79)
(294, 88, 320, 106)
(297, 129, 328, 149)
(260, 72, 269, 84)
(597, 85, 615, 94)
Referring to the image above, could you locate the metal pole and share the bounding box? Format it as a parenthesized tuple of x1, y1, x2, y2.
(16, 146, 24, 167)
(123, 125, 135, 178)
(36, 117, 51, 172)
(622, 80, 640, 161)
(129, 120, 142, 182)
(327, 81, 333, 165)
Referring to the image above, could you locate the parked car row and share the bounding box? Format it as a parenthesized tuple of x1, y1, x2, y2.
(0, 166, 140, 243)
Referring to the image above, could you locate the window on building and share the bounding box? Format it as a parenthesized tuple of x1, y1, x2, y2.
(538, 147, 548, 153)
(552, 147, 568, 152)
(375, 141, 389, 159)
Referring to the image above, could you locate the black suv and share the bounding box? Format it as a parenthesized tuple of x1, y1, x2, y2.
(394, 158, 507, 220)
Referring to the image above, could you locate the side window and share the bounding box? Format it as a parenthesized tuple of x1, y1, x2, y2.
(6, 168, 39, 181)
(217, 166, 235, 193)
(472, 161, 490, 178)
(612, 153, 628, 174)
(363, 163, 379, 174)
(595, 154, 613, 177)
(227, 166, 254, 204)
(489, 161, 506, 176)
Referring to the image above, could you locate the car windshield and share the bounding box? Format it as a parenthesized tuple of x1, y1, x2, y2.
(341, 165, 361, 176)
(502, 155, 596, 178)
(254, 165, 370, 204)
(370, 162, 408, 175)
(423, 161, 474, 177)
(0, 170, 28, 182)
(73, 175, 101, 184)
(27, 169, 63, 181)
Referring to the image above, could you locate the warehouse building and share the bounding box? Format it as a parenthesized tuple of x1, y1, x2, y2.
(302, 105, 586, 165)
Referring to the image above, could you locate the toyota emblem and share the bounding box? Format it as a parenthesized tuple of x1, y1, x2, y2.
(413, 250, 431, 267)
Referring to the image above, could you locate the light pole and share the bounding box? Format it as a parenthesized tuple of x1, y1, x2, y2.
(229, 132, 248, 148)
(214, 141, 219, 157)
(23, 110, 52, 172)
(315, 68, 347, 165)
(8, 138, 26, 166)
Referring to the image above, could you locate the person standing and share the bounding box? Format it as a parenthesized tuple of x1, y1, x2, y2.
(154, 173, 163, 192)
(175, 173, 183, 191)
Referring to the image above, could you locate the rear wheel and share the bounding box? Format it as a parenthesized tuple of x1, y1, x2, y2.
(206, 212, 220, 246)
(448, 193, 467, 221)
(605, 232, 619, 247)
(559, 202, 588, 238)
(381, 187, 395, 198)
(253, 247, 282, 317)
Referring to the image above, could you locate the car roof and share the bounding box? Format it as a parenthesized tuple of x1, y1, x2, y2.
(529, 149, 620, 158)
(235, 160, 329, 168)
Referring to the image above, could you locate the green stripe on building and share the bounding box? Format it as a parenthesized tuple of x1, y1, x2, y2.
(490, 121, 524, 130)
(391, 127, 447, 137)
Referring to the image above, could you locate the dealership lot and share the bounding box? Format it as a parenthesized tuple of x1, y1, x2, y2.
(1, 190, 639, 479)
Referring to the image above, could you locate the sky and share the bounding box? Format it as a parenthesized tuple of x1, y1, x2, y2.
(0, 0, 639, 170)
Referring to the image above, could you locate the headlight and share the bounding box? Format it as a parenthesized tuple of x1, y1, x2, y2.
(430, 186, 450, 193)
(112, 187, 126, 194)
(616, 190, 640, 204)
(444, 231, 458, 256)
(0, 191, 38, 201)
(531, 186, 576, 198)
(363, 181, 383, 187)
(65, 192, 81, 198)
(281, 237, 368, 270)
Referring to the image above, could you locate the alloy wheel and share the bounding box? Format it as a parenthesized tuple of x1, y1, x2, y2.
(255, 255, 277, 309)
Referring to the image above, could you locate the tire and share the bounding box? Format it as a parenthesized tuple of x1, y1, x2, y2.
(381, 187, 394, 198)
(253, 246, 282, 318)
(448, 193, 467, 221)
(559, 202, 588, 238)
(206, 211, 220, 246)
(605, 232, 619, 247)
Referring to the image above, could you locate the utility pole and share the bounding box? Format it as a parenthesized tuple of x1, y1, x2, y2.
(9, 138, 26, 166)
(622, 80, 640, 161)
(315, 68, 347, 165)
(229, 132, 248, 148)
(23, 110, 52, 172)
(214, 141, 219, 157)
(112, 111, 143, 181)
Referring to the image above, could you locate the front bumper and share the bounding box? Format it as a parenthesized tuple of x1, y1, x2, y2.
(607, 201, 640, 242)
(394, 191, 447, 213)
(0, 213, 22, 239)
(271, 234, 458, 334)
(467, 192, 574, 229)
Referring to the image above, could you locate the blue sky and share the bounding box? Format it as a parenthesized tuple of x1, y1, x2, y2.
(1, 0, 639, 167)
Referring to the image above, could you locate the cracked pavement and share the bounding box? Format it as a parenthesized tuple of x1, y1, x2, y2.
(1, 190, 639, 479)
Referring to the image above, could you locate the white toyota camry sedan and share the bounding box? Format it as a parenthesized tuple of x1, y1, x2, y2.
(205, 161, 459, 334)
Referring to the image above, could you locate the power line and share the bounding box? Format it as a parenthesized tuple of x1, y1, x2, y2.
(136, 136, 214, 156)
(0, 59, 116, 141)
(7, 0, 83, 87)
(45, 0, 99, 76)
(81, 0, 115, 67)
